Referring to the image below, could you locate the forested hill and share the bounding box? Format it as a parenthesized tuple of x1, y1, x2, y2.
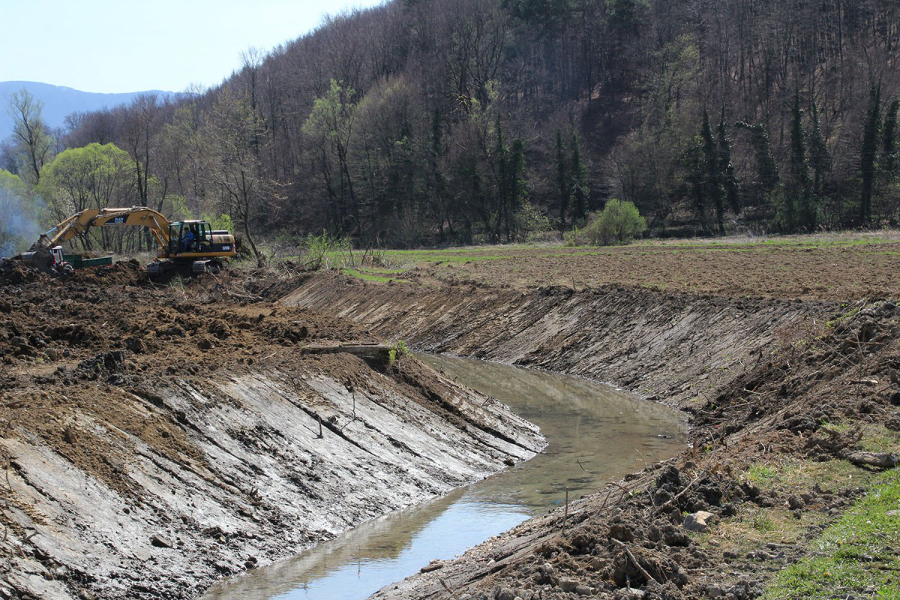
(13, 0, 900, 250)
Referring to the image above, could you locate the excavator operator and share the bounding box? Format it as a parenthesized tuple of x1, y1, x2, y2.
(181, 227, 195, 252)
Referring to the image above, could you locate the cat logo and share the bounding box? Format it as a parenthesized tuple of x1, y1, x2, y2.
(103, 217, 126, 225)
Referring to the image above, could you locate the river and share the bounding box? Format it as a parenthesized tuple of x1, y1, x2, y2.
(202, 356, 687, 600)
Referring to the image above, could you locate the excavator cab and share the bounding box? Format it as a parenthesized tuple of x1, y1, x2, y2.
(169, 221, 212, 255)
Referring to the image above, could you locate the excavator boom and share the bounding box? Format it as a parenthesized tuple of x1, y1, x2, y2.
(36, 207, 170, 251)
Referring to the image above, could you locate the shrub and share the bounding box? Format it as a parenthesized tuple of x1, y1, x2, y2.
(301, 232, 351, 270)
(566, 199, 647, 246)
(514, 200, 554, 242)
(388, 340, 409, 368)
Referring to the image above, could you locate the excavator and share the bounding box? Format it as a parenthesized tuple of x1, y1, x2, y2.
(22, 206, 236, 277)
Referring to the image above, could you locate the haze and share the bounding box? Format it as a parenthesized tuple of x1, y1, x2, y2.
(0, 0, 385, 94)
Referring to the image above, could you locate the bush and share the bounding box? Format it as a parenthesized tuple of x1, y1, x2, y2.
(514, 200, 554, 242)
(301, 231, 351, 270)
(566, 199, 647, 246)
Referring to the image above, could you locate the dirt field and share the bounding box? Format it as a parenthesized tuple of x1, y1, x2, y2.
(0, 261, 543, 599)
(359, 232, 900, 302)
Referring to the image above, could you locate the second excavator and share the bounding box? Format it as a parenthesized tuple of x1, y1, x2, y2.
(24, 206, 236, 276)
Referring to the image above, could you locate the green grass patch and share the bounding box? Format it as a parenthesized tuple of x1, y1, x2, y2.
(743, 454, 889, 496)
(826, 303, 863, 329)
(341, 268, 408, 284)
(764, 470, 900, 600)
(746, 463, 780, 485)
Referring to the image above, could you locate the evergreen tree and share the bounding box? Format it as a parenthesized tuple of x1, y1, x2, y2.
(789, 91, 814, 231)
(507, 138, 527, 239)
(808, 102, 831, 199)
(494, 118, 528, 242)
(494, 116, 508, 240)
(736, 120, 781, 228)
(700, 110, 725, 234)
(860, 83, 882, 224)
(717, 108, 740, 215)
(556, 130, 569, 231)
(882, 98, 899, 177)
(570, 130, 589, 225)
(429, 109, 452, 240)
(682, 140, 707, 232)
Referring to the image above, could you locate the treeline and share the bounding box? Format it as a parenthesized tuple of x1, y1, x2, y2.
(4, 0, 900, 256)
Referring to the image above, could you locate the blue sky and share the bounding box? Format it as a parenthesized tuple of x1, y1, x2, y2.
(0, 0, 385, 93)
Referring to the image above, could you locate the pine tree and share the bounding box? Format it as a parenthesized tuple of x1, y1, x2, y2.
(683, 140, 706, 232)
(882, 98, 899, 178)
(556, 130, 570, 231)
(736, 120, 781, 228)
(700, 110, 725, 234)
(808, 102, 831, 200)
(508, 138, 527, 239)
(570, 130, 589, 225)
(860, 83, 882, 225)
(789, 91, 814, 231)
(495, 116, 508, 240)
(717, 108, 740, 215)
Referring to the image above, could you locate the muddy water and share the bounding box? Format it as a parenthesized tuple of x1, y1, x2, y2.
(203, 356, 686, 600)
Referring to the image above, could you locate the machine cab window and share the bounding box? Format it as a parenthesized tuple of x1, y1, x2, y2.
(170, 221, 210, 254)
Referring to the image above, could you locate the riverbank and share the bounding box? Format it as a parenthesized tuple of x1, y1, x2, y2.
(203, 355, 687, 600)
(280, 239, 900, 600)
(0, 262, 543, 599)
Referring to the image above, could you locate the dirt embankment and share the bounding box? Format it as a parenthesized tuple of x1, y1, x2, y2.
(282, 272, 900, 600)
(281, 273, 837, 410)
(0, 262, 544, 599)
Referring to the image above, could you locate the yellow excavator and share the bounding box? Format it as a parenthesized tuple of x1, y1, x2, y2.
(24, 206, 236, 276)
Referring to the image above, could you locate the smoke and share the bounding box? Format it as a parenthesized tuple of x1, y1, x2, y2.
(0, 183, 42, 259)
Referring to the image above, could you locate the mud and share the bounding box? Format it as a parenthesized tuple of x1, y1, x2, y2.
(0, 264, 544, 599)
(282, 272, 900, 600)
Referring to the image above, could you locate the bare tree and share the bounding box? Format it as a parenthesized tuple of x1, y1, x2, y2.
(207, 88, 270, 267)
(7, 89, 54, 183)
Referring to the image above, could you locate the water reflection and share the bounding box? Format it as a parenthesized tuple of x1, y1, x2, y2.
(203, 356, 686, 600)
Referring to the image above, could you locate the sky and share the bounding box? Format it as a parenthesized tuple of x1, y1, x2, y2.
(0, 0, 385, 94)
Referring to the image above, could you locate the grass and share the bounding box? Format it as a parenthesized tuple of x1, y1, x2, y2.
(764, 470, 900, 599)
(341, 267, 408, 284)
(702, 426, 900, 598)
(382, 250, 508, 264)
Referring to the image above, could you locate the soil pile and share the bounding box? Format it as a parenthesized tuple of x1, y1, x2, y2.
(0, 265, 544, 599)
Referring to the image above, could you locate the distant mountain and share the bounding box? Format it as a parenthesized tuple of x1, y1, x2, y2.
(0, 81, 179, 141)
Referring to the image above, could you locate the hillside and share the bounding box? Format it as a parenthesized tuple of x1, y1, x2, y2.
(25, 0, 900, 249)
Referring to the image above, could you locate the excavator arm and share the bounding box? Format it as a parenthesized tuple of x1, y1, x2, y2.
(35, 207, 171, 251)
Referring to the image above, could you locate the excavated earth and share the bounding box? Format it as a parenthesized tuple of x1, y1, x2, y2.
(281, 267, 900, 600)
(0, 261, 544, 599)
